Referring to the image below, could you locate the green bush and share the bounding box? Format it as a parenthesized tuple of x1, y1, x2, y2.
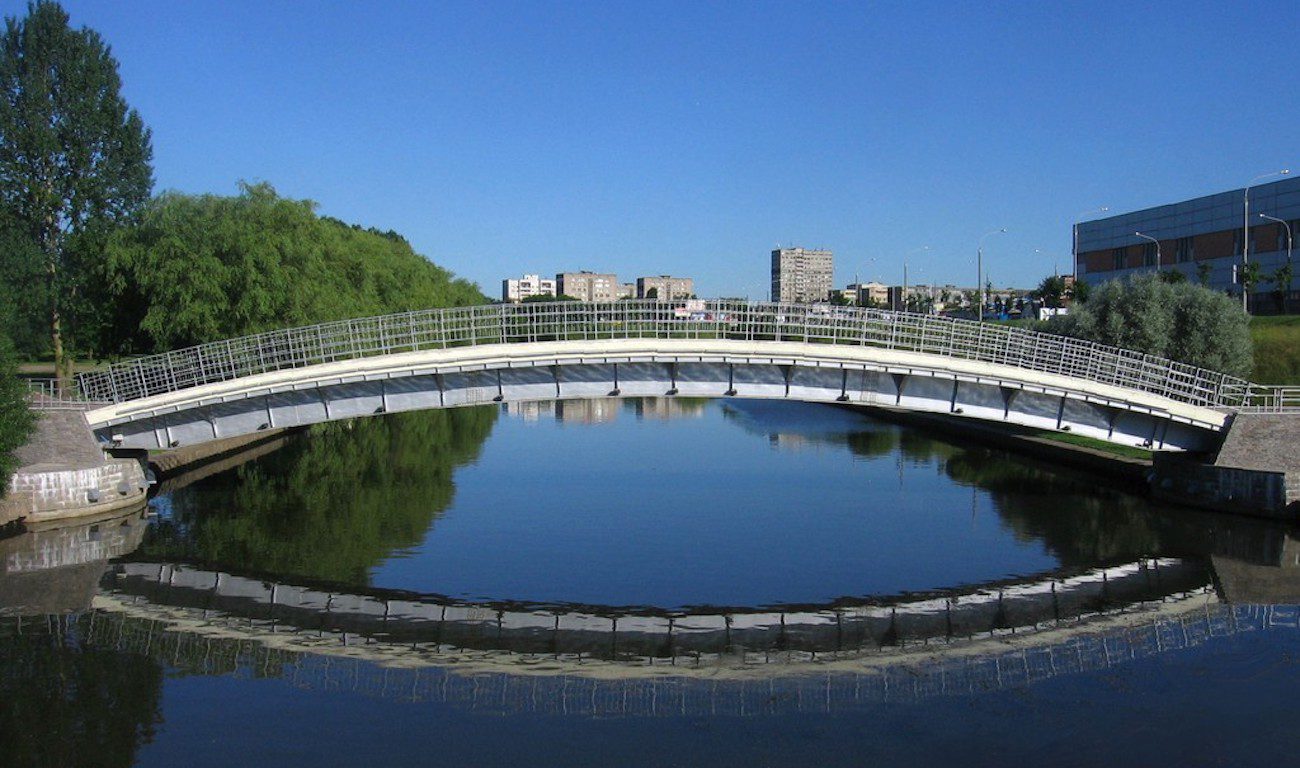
(1045, 273, 1252, 378)
(100, 182, 485, 353)
(0, 329, 36, 489)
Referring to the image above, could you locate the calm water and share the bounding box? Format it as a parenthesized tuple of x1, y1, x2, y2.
(3, 399, 1300, 767)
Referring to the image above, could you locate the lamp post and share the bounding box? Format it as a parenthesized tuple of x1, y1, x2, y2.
(1134, 232, 1161, 273)
(1259, 213, 1293, 265)
(902, 245, 929, 313)
(1072, 206, 1109, 281)
(978, 229, 1006, 322)
(1244, 169, 1290, 312)
(1261, 213, 1294, 308)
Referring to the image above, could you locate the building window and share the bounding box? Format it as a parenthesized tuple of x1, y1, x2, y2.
(1176, 237, 1193, 263)
(1112, 248, 1126, 271)
(1143, 242, 1158, 267)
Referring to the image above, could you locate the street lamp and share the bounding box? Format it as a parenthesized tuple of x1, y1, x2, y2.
(1134, 232, 1161, 273)
(902, 245, 929, 312)
(1244, 169, 1290, 312)
(978, 229, 1007, 322)
(1259, 213, 1293, 265)
(1261, 213, 1294, 306)
(1072, 206, 1109, 281)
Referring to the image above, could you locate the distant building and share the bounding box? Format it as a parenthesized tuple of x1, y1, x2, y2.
(887, 283, 994, 314)
(617, 282, 637, 300)
(771, 247, 833, 303)
(1075, 176, 1300, 309)
(556, 271, 619, 302)
(502, 274, 557, 303)
(845, 281, 889, 307)
(637, 275, 694, 300)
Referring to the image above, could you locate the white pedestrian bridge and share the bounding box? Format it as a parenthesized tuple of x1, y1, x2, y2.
(73, 300, 1292, 452)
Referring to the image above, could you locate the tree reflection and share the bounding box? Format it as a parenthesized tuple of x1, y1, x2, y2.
(0, 615, 163, 768)
(143, 407, 497, 584)
(721, 401, 1289, 567)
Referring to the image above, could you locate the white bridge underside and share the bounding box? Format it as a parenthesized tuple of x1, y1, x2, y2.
(85, 339, 1229, 452)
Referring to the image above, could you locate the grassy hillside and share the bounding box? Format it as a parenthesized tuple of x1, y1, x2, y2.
(1250, 316, 1300, 384)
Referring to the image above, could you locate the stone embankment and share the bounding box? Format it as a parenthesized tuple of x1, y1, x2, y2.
(1151, 413, 1300, 519)
(2, 410, 148, 529)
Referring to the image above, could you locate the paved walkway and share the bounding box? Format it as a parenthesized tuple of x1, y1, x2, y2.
(13, 411, 104, 472)
(1216, 414, 1300, 474)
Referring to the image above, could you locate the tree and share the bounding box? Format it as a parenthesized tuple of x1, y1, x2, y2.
(1035, 276, 1067, 309)
(0, 1, 153, 380)
(101, 183, 484, 352)
(1157, 269, 1187, 284)
(1269, 262, 1293, 313)
(1072, 279, 1091, 304)
(1196, 262, 1213, 287)
(1044, 273, 1252, 377)
(522, 293, 579, 303)
(0, 328, 36, 489)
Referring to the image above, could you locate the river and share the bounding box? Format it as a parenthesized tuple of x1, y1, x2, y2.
(2, 399, 1299, 767)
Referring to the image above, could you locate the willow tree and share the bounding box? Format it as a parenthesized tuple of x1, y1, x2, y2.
(0, 1, 152, 381)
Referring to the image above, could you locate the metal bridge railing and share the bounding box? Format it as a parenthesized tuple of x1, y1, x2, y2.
(1217, 384, 1300, 413)
(23, 377, 106, 411)
(69, 299, 1291, 412)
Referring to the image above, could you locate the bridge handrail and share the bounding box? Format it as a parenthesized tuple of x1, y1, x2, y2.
(23, 377, 107, 411)
(73, 299, 1269, 410)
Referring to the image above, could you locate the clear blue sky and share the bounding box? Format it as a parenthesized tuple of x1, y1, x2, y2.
(8, 0, 1299, 296)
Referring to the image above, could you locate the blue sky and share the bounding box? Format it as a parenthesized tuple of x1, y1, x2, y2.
(9, 1, 1299, 296)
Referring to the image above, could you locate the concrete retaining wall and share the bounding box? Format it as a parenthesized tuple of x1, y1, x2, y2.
(1151, 454, 1293, 519)
(3, 459, 148, 527)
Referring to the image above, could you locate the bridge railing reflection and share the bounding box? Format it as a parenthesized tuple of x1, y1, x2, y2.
(77, 299, 1267, 410)
(42, 600, 1294, 717)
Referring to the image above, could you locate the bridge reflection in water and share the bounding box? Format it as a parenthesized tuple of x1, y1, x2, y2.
(101, 558, 1210, 663)
(4, 507, 1300, 718)
(26, 598, 1294, 718)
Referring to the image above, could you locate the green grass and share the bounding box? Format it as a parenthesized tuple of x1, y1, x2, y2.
(1250, 316, 1300, 384)
(1028, 429, 1154, 461)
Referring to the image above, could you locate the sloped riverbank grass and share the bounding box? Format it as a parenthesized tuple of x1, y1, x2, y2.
(1250, 316, 1300, 385)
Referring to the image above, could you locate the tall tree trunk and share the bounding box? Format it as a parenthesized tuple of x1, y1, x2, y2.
(44, 220, 67, 393)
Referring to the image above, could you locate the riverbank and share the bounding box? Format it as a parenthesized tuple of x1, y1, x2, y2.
(1250, 315, 1300, 384)
(848, 405, 1154, 490)
(851, 405, 1300, 520)
(2, 410, 148, 529)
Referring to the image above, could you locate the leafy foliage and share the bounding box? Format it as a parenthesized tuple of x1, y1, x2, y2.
(0, 329, 36, 489)
(101, 183, 485, 352)
(1046, 273, 1252, 377)
(1033, 275, 1068, 308)
(522, 293, 580, 303)
(0, 0, 153, 372)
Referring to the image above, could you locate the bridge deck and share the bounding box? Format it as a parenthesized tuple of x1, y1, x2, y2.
(85, 338, 1228, 431)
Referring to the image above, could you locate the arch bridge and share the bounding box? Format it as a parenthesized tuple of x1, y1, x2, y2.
(72, 300, 1290, 452)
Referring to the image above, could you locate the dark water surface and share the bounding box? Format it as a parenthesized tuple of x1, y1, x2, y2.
(3, 399, 1300, 767)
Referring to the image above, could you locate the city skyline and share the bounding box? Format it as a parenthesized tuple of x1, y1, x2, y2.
(14, 1, 1297, 298)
